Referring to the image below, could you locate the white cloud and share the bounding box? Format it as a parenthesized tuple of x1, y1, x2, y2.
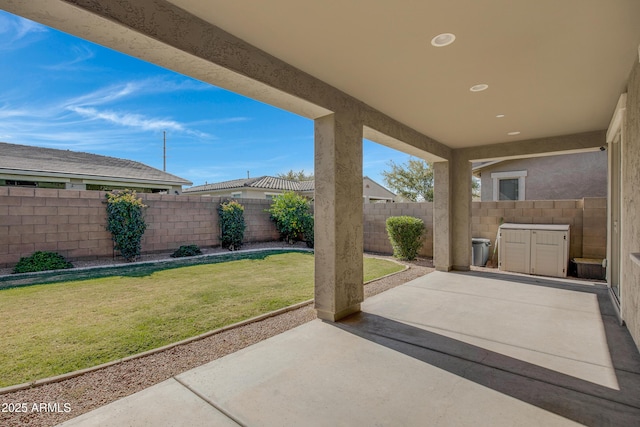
(63, 82, 142, 108)
(42, 44, 96, 71)
(0, 12, 47, 49)
(68, 106, 185, 132)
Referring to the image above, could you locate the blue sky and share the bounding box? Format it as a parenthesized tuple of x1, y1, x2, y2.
(0, 10, 411, 187)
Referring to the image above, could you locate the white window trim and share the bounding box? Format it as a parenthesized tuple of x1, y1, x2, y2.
(264, 192, 281, 200)
(231, 191, 242, 198)
(491, 170, 527, 201)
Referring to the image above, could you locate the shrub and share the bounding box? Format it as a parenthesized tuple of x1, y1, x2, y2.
(171, 244, 203, 258)
(13, 251, 74, 274)
(267, 191, 313, 244)
(302, 214, 314, 248)
(385, 216, 425, 260)
(105, 189, 147, 262)
(218, 200, 246, 251)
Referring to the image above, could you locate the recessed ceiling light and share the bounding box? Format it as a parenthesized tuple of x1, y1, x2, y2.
(496, 114, 505, 118)
(507, 131, 521, 136)
(431, 33, 456, 47)
(470, 84, 488, 92)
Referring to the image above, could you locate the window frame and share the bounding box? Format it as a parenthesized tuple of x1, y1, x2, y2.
(491, 170, 527, 201)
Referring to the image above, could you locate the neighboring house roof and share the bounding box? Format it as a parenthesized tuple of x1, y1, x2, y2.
(184, 175, 395, 199)
(0, 142, 192, 186)
(184, 176, 314, 193)
(471, 160, 503, 175)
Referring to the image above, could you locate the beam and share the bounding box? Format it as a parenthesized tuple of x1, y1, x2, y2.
(462, 130, 606, 162)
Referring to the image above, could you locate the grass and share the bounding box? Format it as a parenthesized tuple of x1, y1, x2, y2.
(0, 252, 403, 388)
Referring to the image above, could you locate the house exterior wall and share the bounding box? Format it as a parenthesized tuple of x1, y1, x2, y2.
(622, 60, 640, 349)
(192, 188, 274, 199)
(362, 177, 395, 201)
(478, 151, 607, 201)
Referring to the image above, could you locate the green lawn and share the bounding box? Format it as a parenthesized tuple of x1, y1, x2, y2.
(0, 252, 403, 387)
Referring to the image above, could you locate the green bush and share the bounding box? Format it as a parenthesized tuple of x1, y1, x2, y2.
(302, 214, 314, 248)
(385, 216, 425, 260)
(170, 244, 203, 258)
(218, 200, 246, 251)
(13, 251, 74, 274)
(105, 189, 147, 262)
(267, 191, 313, 245)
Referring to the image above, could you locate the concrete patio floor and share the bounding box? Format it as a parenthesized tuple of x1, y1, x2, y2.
(60, 271, 640, 426)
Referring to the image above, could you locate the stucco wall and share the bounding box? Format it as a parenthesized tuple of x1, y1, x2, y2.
(622, 60, 640, 349)
(478, 151, 607, 201)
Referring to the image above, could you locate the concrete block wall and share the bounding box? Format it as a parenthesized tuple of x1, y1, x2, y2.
(1, 188, 607, 267)
(0, 189, 281, 268)
(582, 197, 607, 259)
(471, 198, 606, 261)
(142, 193, 219, 254)
(0, 187, 113, 267)
(363, 202, 433, 257)
(237, 198, 281, 243)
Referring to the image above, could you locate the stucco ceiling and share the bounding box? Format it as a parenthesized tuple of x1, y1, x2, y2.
(166, 0, 640, 148)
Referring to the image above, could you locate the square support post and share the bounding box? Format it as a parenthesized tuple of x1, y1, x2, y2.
(433, 161, 452, 271)
(314, 112, 364, 321)
(451, 151, 472, 270)
(433, 152, 472, 271)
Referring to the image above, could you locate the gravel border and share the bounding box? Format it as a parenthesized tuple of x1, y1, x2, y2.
(0, 245, 434, 427)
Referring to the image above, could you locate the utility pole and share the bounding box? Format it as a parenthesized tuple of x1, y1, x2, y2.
(163, 131, 166, 172)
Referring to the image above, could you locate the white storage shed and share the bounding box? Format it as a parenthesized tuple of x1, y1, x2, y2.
(498, 223, 570, 278)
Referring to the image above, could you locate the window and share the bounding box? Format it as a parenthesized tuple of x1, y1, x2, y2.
(265, 193, 279, 200)
(231, 192, 242, 198)
(491, 171, 527, 201)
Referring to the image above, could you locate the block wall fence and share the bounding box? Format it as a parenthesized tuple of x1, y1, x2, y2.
(0, 187, 607, 268)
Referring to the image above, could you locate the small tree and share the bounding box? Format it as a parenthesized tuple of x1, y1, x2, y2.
(277, 169, 314, 181)
(268, 191, 313, 245)
(105, 189, 147, 262)
(385, 216, 425, 260)
(218, 200, 246, 251)
(382, 158, 434, 202)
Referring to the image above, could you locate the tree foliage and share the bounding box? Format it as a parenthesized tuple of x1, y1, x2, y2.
(105, 189, 147, 262)
(382, 158, 434, 202)
(381, 158, 481, 201)
(277, 169, 314, 181)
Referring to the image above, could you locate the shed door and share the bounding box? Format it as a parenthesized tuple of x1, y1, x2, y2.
(499, 229, 531, 274)
(531, 230, 567, 277)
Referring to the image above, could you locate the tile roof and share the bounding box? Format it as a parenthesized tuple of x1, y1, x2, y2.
(0, 142, 191, 185)
(184, 176, 316, 193)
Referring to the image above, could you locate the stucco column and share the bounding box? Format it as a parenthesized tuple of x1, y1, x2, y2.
(314, 112, 364, 321)
(451, 151, 472, 270)
(433, 161, 452, 271)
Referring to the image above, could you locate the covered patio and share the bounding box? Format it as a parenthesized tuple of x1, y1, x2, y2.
(60, 271, 640, 426)
(2, 0, 640, 425)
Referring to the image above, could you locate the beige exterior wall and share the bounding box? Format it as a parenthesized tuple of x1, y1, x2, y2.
(622, 60, 640, 348)
(478, 151, 607, 201)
